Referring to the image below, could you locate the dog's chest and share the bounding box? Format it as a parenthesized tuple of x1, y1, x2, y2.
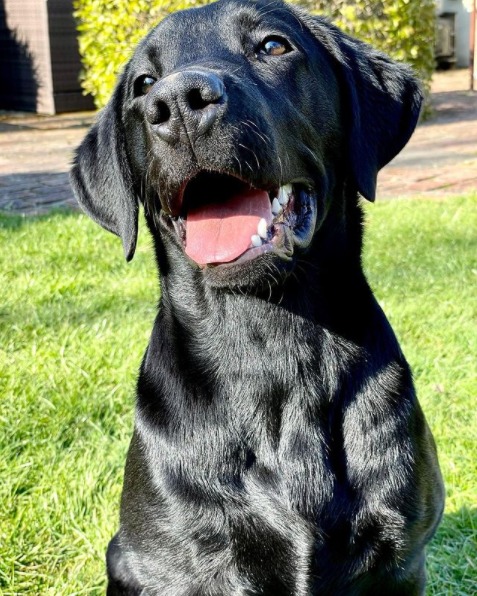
(129, 410, 397, 595)
(126, 303, 415, 592)
(133, 407, 334, 593)
(140, 299, 358, 521)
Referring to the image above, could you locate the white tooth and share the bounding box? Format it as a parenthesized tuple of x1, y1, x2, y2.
(278, 184, 292, 205)
(251, 235, 262, 247)
(271, 197, 281, 216)
(257, 218, 268, 239)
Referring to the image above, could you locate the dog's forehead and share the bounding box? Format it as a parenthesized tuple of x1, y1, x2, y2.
(142, 0, 300, 66)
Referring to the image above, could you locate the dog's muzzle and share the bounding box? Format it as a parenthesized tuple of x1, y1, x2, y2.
(145, 70, 226, 145)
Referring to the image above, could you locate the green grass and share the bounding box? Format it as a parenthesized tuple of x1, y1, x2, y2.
(1, 194, 476, 594)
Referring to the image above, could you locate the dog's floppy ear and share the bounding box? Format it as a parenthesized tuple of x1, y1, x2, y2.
(70, 81, 138, 261)
(335, 32, 423, 201)
(295, 10, 423, 202)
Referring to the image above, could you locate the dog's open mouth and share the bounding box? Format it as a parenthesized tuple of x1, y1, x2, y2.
(163, 171, 316, 267)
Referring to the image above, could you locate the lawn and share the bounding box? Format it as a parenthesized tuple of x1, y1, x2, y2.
(0, 194, 475, 594)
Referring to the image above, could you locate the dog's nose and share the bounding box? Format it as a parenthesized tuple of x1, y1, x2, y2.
(146, 71, 226, 144)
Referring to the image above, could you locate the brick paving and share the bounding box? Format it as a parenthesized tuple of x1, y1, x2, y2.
(0, 70, 475, 216)
(0, 112, 94, 215)
(377, 69, 477, 198)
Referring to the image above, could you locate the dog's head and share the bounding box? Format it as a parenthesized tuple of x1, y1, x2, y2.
(71, 0, 422, 288)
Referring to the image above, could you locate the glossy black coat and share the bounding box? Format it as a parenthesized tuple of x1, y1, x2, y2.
(70, 1, 444, 593)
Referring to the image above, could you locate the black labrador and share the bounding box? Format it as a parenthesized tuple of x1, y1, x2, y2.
(70, 0, 444, 593)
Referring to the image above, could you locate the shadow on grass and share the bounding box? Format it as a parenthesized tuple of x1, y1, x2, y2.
(427, 506, 477, 593)
(0, 207, 79, 230)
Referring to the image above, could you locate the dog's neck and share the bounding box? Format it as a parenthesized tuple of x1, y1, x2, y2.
(138, 194, 403, 485)
(143, 194, 397, 393)
(152, 192, 371, 334)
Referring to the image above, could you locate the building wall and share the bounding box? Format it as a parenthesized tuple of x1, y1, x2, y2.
(0, 0, 93, 114)
(47, 0, 94, 113)
(436, 0, 473, 67)
(0, 0, 54, 113)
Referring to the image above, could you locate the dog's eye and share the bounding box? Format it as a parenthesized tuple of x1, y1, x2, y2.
(257, 36, 292, 57)
(134, 75, 157, 97)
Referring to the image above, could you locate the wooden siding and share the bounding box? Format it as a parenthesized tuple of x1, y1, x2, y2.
(0, 0, 54, 113)
(0, 0, 93, 114)
(47, 0, 93, 112)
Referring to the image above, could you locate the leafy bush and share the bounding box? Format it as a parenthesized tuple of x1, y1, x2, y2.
(74, 0, 435, 109)
(73, 0, 214, 108)
(301, 0, 436, 103)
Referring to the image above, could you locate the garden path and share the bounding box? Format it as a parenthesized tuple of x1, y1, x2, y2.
(0, 69, 475, 216)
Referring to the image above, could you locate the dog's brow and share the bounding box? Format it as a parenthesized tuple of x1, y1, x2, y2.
(145, 44, 161, 67)
(231, 8, 262, 32)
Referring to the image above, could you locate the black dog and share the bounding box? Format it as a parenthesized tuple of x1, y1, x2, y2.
(71, 0, 444, 593)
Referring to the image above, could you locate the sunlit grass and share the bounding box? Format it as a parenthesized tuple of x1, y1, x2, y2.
(1, 194, 475, 593)
(363, 194, 477, 595)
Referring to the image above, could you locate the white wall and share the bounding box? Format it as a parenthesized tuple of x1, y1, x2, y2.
(436, 0, 473, 67)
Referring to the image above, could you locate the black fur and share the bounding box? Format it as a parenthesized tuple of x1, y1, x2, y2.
(70, 1, 444, 593)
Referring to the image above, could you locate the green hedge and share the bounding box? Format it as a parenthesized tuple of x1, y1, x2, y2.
(302, 0, 436, 102)
(74, 0, 435, 109)
(73, 0, 214, 108)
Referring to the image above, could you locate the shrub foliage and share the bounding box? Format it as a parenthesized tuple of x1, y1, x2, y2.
(301, 0, 436, 98)
(74, 0, 435, 109)
(73, 0, 214, 108)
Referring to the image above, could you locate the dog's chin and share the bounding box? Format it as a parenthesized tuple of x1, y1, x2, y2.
(158, 171, 318, 290)
(199, 200, 317, 290)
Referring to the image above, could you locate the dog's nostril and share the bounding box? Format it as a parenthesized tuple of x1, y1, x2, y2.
(156, 100, 171, 124)
(148, 72, 225, 140)
(187, 88, 214, 111)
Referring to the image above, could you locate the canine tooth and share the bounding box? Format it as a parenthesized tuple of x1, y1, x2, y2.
(257, 218, 268, 239)
(271, 198, 281, 215)
(278, 184, 291, 206)
(251, 235, 262, 247)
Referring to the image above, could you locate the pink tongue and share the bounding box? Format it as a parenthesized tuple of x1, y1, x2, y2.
(185, 189, 272, 265)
